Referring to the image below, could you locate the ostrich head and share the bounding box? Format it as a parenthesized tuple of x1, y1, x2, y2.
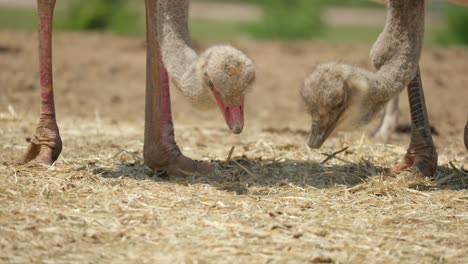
(301, 63, 379, 148)
(199, 46, 255, 134)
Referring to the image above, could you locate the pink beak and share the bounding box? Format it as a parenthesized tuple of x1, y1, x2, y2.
(212, 90, 244, 134)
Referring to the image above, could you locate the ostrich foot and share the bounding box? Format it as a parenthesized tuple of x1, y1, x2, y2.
(16, 116, 62, 165)
(371, 125, 394, 142)
(144, 145, 214, 178)
(371, 97, 399, 142)
(165, 154, 215, 178)
(371, 114, 398, 142)
(390, 149, 438, 177)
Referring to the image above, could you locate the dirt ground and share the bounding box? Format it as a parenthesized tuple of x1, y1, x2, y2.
(0, 31, 467, 263)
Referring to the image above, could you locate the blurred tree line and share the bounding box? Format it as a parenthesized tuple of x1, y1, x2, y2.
(59, 0, 141, 34)
(59, 0, 468, 44)
(439, 5, 468, 45)
(244, 0, 325, 39)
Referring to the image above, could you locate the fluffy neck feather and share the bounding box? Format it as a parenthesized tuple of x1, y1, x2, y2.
(368, 0, 425, 103)
(157, 0, 212, 108)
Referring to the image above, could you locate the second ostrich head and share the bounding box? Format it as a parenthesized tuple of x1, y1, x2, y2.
(301, 63, 381, 148)
(199, 46, 255, 134)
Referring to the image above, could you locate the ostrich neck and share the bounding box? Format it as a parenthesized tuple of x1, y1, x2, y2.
(369, 0, 425, 103)
(157, 0, 209, 106)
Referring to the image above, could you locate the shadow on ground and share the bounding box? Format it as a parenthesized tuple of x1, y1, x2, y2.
(93, 157, 382, 193)
(91, 153, 468, 193)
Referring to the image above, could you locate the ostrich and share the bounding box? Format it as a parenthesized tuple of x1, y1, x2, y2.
(371, 0, 468, 144)
(17, 0, 255, 176)
(301, 0, 442, 177)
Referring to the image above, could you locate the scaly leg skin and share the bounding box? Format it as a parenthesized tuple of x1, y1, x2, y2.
(372, 96, 399, 142)
(391, 67, 437, 177)
(17, 0, 62, 165)
(143, 0, 213, 177)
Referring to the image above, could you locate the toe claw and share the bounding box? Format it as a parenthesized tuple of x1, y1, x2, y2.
(390, 148, 437, 178)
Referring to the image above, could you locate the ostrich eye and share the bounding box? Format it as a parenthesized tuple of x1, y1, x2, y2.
(334, 98, 345, 109)
(204, 73, 214, 89)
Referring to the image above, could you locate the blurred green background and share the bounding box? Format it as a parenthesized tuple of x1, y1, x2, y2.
(0, 0, 467, 46)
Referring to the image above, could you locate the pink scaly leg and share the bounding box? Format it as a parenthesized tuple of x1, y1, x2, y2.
(143, 0, 213, 176)
(17, 0, 62, 165)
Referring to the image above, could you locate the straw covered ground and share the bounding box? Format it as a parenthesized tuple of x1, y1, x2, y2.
(1, 31, 467, 263)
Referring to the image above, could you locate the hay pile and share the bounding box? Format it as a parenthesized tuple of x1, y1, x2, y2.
(1, 117, 467, 263)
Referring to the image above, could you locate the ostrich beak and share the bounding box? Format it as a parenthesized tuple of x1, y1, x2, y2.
(308, 120, 335, 149)
(224, 104, 244, 134)
(212, 90, 244, 134)
(307, 110, 344, 149)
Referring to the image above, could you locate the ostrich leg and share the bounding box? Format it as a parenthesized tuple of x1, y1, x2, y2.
(372, 96, 399, 142)
(391, 67, 438, 177)
(17, 0, 62, 165)
(143, 0, 213, 176)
